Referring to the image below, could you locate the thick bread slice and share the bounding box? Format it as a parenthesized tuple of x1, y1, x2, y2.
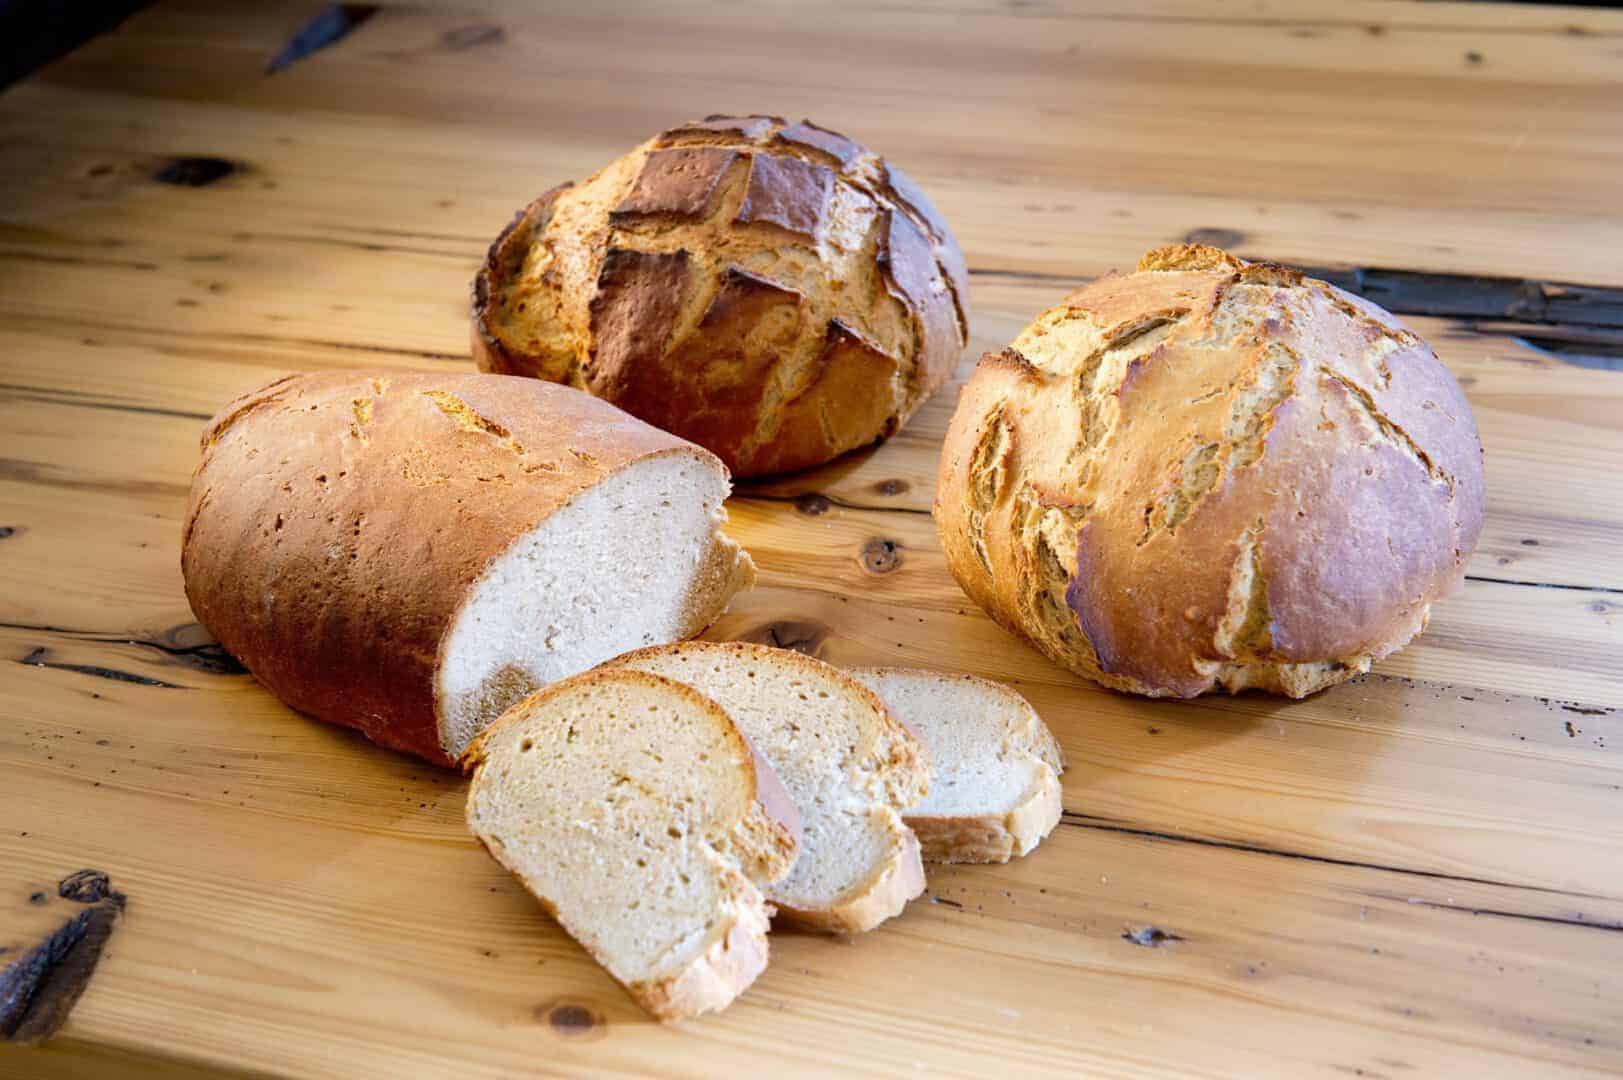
(607, 642, 929, 933)
(463, 669, 799, 1021)
(849, 669, 1066, 863)
(181, 371, 754, 766)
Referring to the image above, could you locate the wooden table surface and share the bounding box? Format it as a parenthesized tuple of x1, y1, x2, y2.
(2, 1, 1621, 1076)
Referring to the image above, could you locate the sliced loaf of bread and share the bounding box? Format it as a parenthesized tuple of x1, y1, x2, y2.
(182, 372, 754, 766)
(849, 669, 1065, 863)
(463, 668, 799, 1021)
(607, 642, 929, 933)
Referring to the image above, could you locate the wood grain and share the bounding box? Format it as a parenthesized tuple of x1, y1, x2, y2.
(1, 1, 1620, 1076)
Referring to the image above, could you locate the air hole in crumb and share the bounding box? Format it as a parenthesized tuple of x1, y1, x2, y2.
(520, 738, 533, 752)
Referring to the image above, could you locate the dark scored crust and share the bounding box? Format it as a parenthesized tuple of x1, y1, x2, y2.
(883, 161, 969, 334)
(936, 244, 1485, 699)
(585, 248, 694, 399)
(181, 372, 722, 765)
(611, 147, 738, 221)
(734, 153, 834, 238)
(660, 114, 782, 142)
(472, 115, 968, 477)
(776, 120, 866, 169)
(616, 267, 808, 464)
(879, 208, 962, 396)
(754, 319, 901, 476)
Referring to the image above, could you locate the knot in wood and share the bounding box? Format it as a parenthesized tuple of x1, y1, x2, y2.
(860, 538, 902, 574)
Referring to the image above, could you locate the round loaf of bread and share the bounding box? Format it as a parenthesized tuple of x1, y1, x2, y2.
(936, 244, 1485, 699)
(472, 114, 968, 477)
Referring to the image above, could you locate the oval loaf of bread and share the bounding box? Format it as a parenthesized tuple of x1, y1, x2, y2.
(464, 668, 800, 1021)
(472, 114, 968, 477)
(850, 668, 1065, 864)
(607, 642, 930, 933)
(182, 371, 754, 765)
(937, 244, 1485, 699)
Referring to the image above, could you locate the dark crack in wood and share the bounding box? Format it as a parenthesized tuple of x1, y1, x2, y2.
(731, 489, 932, 517)
(58, 871, 125, 907)
(442, 24, 504, 49)
(1382, 896, 1623, 934)
(0, 621, 246, 676)
(1060, 812, 1614, 904)
(21, 647, 186, 689)
(1, 878, 124, 1044)
(0, 383, 213, 422)
(1466, 574, 1623, 596)
(1289, 264, 1623, 328)
(152, 157, 239, 188)
(266, 5, 379, 74)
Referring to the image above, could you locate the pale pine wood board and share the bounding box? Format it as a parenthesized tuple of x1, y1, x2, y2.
(2, 653, 1620, 1077)
(2, 0, 1622, 1076)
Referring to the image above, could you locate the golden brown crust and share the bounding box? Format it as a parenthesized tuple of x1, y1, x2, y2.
(906, 768, 1061, 864)
(472, 114, 968, 477)
(936, 247, 1485, 699)
(776, 825, 925, 934)
(750, 320, 900, 476)
(631, 899, 772, 1021)
(471, 185, 572, 381)
(182, 372, 732, 765)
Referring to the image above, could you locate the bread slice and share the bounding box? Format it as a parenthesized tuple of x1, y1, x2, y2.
(182, 372, 754, 766)
(463, 669, 799, 1021)
(849, 669, 1066, 863)
(606, 642, 929, 932)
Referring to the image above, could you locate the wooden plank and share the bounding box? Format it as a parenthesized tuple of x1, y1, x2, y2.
(2, 365, 1620, 696)
(1, 236, 1620, 598)
(2, 0, 1621, 1074)
(34, 2, 1623, 222)
(0, 6, 1619, 289)
(2, 637, 1619, 1077)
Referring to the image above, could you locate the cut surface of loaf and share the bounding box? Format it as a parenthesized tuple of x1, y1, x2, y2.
(849, 668, 1065, 863)
(464, 669, 798, 1020)
(472, 114, 968, 476)
(607, 642, 929, 932)
(936, 244, 1485, 699)
(182, 372, 754, 765)
(437, 451, 749, 756)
